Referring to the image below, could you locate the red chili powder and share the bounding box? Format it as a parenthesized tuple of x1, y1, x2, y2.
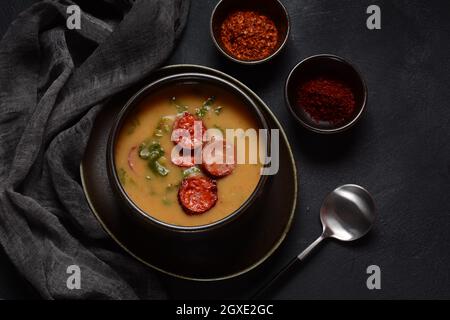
(297, 77, 356, 125)
(220, 10, 279, 61)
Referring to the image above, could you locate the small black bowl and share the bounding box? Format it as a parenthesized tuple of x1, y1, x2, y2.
(210, 0, 290, 64)
(107, 72, 270, 235)
(285, 54, 368, 134)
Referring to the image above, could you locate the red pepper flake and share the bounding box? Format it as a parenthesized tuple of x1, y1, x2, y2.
(220, 10, 279, 61)
(297, 77, 356, 125)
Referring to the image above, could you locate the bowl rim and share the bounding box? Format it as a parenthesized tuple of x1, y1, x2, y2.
(284, 54, 368, 134)
(210, 0, 291, 65)
(107, 72, 270, 233)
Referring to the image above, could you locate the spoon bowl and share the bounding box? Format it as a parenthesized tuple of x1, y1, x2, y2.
(321, 184, 376, 241)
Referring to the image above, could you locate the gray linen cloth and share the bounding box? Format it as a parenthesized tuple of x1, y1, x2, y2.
(0, 0, 190, 299)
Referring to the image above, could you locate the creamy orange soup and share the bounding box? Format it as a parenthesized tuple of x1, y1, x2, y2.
(114, 83, 262, 227)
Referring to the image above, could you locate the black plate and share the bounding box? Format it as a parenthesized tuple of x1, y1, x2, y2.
(80, 65, 298, 281)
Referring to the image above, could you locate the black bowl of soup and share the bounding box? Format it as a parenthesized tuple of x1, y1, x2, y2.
(107, 72, 270, 234)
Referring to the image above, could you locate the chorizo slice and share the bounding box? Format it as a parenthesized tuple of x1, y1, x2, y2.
(171, 151, 195, 168)
(127, 146, 138, 172)
(178, 176, 218, 215)
(202, 139, 236, 178)
(172, 112, 206, 150)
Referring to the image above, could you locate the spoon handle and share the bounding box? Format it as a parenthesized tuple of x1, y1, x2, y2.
(251, 234, 325, 299)
(297, 234, 325, 261)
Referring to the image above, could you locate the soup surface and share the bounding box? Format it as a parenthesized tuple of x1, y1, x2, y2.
(114, 82, 262, 227)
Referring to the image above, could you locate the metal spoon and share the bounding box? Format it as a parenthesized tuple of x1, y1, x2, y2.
(253, 184, 376, 298)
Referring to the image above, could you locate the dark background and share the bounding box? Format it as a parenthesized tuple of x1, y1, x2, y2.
(1, 0, 449, 299)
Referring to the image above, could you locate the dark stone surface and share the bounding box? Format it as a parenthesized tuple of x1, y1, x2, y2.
(1, 0, 449, 299)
